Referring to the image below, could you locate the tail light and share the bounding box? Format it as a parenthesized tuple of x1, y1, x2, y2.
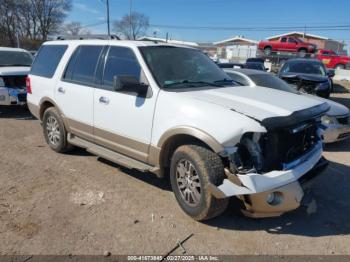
(26, 76, 32, 94)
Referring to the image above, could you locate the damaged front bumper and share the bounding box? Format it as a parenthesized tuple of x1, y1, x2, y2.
(323, 123, 350, 143)
(0, 87, 27, 106)
(209, 142, 328, 217)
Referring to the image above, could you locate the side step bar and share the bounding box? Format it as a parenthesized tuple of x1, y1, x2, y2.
(68, 134, 157, 173)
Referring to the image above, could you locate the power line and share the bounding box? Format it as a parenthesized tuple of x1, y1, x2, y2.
(150, 24, 350, 32)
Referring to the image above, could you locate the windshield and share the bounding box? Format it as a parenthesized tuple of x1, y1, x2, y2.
(249, 73, 299, 94)
(0, 51, 33, 67)
(281, 61, 327, 76)
(139, 46, 234, 89)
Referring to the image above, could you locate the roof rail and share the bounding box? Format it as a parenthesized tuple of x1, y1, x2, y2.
(56, 34, 120, 40)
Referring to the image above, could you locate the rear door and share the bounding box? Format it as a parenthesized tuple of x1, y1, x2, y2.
(93, 45, 157, 163)
(55, 45, 104, 142)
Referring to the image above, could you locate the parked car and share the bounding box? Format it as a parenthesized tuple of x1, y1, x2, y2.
(0, 47, 33, 106)
(218, 62, 266, 71)
(317, 49, 350, 70)
(279, 59, 333, 98)
(217, 62, 245, 69)
(258, 37, 317, 57)
(224, 68, 350, 143)
(28, 40, 329, 220)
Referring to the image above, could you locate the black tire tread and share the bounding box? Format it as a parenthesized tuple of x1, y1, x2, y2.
(171, 145, 228, 221)
(42, 107, 74, 153)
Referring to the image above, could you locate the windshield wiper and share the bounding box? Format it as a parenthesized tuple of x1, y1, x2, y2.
(0, 64, 30, 67)
(163, 80, 223, 88)
(214, 78, 239, 85)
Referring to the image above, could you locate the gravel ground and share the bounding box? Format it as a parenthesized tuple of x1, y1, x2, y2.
(0, 92, 349, 256)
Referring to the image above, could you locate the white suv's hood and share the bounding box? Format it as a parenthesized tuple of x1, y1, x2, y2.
(181, 85, 324, 121)
(0, 66, 30, 76)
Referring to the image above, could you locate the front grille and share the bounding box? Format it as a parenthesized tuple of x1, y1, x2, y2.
(260, 121, 319, 171)
(337, 116, 349, 125)
(17, 93, 27, 102)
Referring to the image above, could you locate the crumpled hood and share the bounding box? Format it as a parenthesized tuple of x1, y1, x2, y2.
(281, 73, 328, 83)
(0, 66, 30, 76)
(180, 85, 325, 122)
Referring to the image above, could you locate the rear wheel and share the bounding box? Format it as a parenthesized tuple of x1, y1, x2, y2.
(43, 107, 74, 153)
(298, 49, 307, 57)
(335, 64, 345, 70)
(264, 47, 272, 56)
(170, 145, 229, 221)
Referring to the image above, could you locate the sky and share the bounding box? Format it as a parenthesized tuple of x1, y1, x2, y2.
(68, 0, 350, 51)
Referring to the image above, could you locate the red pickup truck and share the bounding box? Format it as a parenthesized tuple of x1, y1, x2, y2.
(316, 49, 350, 69)
(258, 36, 317, 57)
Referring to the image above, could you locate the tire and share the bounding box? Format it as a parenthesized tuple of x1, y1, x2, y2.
(264, 47, 272, 56)
(42, 107, 73, 153)
(169, 145, 229, 221)
(335, 64, 345, 70)
(298, 49, 307, 57)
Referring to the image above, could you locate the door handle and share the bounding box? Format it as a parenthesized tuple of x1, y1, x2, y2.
(58, 87, 65, 94)
(99, 96, 109, 105)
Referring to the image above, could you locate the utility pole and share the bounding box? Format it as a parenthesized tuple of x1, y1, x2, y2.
(129, 0, 132, 39)
(106, 0, 110, 36)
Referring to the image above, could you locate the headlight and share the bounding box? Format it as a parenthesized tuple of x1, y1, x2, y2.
(316, 82, 330, 90)
(321, 115, 337, 125)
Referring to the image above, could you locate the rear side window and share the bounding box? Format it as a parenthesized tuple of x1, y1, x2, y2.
(63, 45, 103, 85)
(102, 46, 141, 90)
(30, 45, 67, 78)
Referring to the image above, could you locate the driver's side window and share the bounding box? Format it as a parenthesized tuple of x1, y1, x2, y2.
(102, 46, 142, 91)
(281, 37, 287, 43)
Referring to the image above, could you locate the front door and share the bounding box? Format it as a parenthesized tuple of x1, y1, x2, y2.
(93, 46, 157, 163)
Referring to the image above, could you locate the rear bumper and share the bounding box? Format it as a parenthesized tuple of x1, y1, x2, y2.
(209, 142, 327, 217)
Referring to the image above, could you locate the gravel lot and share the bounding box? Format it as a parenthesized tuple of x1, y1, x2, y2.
(0, 88, 350, 256)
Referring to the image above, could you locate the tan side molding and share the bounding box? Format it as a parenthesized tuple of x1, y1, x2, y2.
(157, 126, 224, 153)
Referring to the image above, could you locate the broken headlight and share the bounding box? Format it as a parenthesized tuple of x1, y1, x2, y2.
(321, 115, 337, 125)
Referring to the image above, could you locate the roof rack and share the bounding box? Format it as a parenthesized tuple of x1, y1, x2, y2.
(56, 34, 120, 40)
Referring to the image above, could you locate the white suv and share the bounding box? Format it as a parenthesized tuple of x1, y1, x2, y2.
(27, 40, 329, 220)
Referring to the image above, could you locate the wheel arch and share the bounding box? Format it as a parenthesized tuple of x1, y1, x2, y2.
(39, 97, 61, 121)
(155, 127, 224, 177)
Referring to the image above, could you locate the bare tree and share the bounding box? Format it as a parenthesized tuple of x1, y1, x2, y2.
(113, 12, 149, 40)
(62, 21, 90, 36)
(0, 0, 71, 48)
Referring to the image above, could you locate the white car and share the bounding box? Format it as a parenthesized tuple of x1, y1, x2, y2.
(0, 47, 33, 106)
(27, 40, 329, 220)
(224, 68, 350, 144)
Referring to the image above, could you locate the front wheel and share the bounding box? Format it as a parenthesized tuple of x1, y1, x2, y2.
(169, 145, 229, 221)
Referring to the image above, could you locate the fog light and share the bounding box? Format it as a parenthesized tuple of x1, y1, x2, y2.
(266, 192, 283, 206)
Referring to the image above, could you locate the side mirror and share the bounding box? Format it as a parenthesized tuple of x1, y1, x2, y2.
(113, 75, 148, 95)
(327, 69, 335, 78)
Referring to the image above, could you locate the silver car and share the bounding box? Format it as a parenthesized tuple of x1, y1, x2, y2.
(224, 68, 350, 143)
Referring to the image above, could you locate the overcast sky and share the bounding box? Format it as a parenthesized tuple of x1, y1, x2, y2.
(68, 0, 350, 51)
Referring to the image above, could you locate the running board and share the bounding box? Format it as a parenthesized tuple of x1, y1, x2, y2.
(68, 134, 156, 173)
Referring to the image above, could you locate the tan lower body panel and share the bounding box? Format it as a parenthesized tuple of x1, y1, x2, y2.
(241, 181, 304, 218)
(65, 118, 161, 171)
